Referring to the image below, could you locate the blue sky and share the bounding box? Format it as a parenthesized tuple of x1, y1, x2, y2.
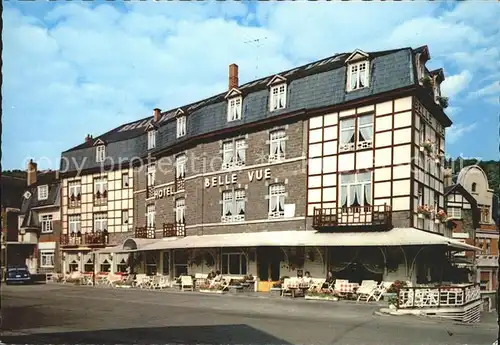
(2, 0, 499, 170)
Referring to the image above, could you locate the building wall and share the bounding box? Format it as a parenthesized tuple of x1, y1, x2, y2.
(38, 209, 62, 273)
(134, 121, 309, 235)
(61, 168, 134, 245)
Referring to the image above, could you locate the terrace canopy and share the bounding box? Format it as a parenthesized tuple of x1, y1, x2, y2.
(99, 228, 480, 253)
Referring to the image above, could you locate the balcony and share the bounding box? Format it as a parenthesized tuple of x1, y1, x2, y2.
(163, 223, 186, 237)
(135, 226, 156, 239)
(135, 223, 186, 239)
(312, 204, 392, 231)
(93, 190, 108, 206)
(175, 173, 185, 192)
(60, 230, 109, 247)
(68, 194, 81, 208)
(146, 185, 154, 199)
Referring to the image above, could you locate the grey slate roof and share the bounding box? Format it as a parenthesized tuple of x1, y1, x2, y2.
(19, 171, 60, 229)
(60, 47, 434, 173)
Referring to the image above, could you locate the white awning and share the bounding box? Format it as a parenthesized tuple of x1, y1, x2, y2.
(137, 228, 483, 252)
(93, 238, 159, 254)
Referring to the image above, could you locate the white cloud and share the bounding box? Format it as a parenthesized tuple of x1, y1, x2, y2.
(446, 106, 462, 118)
(468, 81, 500, 100)
(441, 70, 472, 98)
(446, 123, 477, 144)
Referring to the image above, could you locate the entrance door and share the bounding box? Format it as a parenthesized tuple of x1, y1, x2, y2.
(257, 247, 281, 281)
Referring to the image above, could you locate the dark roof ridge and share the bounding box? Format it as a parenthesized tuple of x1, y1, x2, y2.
(63, 46, 414, 153)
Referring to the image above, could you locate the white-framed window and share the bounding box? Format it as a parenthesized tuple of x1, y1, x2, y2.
(38, 185, 49, 200)
(227, 97, 242, 122)
(222, 189, 245, 223)
(40, 214, 53, 233)
(146, 204, 155, 229)
(420, 121, 426, 143)
(122, 173, 129, 188)
(148, 130, 157, 150)
(175, 198, 185, 224)
(221, 253, 247, 275)
(269, 129, 286, 162)
(121, 210, 129, 224)
(175, 154, 186, 179)
(418, 184, 424, 206)
(96, 145, 106, 163)
(448, 207, 462, 219)
(269, 183, 286, 219)
(68, 214, 81, 234)
(339, 172, 372, 208)
(40, 251, 55, 268)
(347, 61, 369, 91)
(269, 84, 286, 111)
(339, 114, 373, 152)
(93, 212, 107, 232)
(68, 181, 81, 199)
(94, 177, 108, 194)
(147, 165, 156, 187)
(177, 116, 186, 138)
(222, 139, 246, 170)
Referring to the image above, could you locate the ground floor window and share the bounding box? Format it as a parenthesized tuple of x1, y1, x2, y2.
(116, 257, 127, 273)
(100, 259, 111, 273)
(174, 250, 188, 277)
(83, 258, 94, 273)
(145, 252, 158, 276)
(222, 253, 247, 275)
(40, 251, 55, 267)
(69, 260, 79, 272)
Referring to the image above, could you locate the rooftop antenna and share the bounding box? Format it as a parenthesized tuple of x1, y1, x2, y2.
(244, 37, 268, 79)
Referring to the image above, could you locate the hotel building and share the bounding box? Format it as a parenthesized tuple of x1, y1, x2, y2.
(60, 46, 477, 287)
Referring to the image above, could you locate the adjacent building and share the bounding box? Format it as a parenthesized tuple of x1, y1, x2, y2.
(18, 160, 62, 274)
(1, 174, 26, 272)
(445, 164, 499, 311)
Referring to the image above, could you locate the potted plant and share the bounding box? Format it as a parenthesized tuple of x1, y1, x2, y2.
(435, 209, 448, 224)
(417, 205, 432, 219)
(437, 96, 449, 109)
(421, 139, 433, 155)
(421, 76, 432, 89)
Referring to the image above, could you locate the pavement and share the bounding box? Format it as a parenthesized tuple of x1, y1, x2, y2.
(0, 283, 497, 345)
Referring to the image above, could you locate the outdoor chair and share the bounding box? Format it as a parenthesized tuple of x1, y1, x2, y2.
(356, 281, 379, 302)
(158, 276, 171, 289)
(181, 275, 194, 291)
(133, 274, 147, 288)
(281, 278, 293, 297)
(308, 278, 325, 292)
(149, 275, 162, 289)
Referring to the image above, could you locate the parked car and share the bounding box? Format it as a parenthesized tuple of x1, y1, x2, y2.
(5, 265, 32, 284)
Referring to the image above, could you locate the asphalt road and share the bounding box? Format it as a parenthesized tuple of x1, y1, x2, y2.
(0, 284, 497, 345)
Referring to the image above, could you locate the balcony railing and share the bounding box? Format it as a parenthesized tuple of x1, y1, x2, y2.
(163, 223, 186, 237)
(397, 283, 481, 309)
(146, 185, 154, 199)
(312, 204, 392, 231)
(93, 190, 108, 206)
(68, 194, 81, 208)
(175, 173, 185, 192)
(135, 226, 156, 239)
(60, 230, 109, 246)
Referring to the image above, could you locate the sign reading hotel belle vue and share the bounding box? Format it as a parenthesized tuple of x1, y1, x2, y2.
(205, 168, 271, 188)
(154, 168, 272, 199)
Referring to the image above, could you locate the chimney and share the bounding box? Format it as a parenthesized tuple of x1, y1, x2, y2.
(229, 63, 239, 90)
(85, 134, 93, 143)
(153, 108, 161, 122)
(27, 159, 37, 186)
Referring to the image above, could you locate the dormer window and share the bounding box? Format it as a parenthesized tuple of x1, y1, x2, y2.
(228, 97, 242, 122)
(38, 185, 48, 200)
(347, 61, 369, 91)
(177, 116, 186, 138)
(148, 129, 156, 150)
(95, 145, 106, 163)
(270, 84, 287, 111)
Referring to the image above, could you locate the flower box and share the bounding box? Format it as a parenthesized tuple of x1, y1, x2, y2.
(200, 289, 224, 294)
(305, 295, 339, 301)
